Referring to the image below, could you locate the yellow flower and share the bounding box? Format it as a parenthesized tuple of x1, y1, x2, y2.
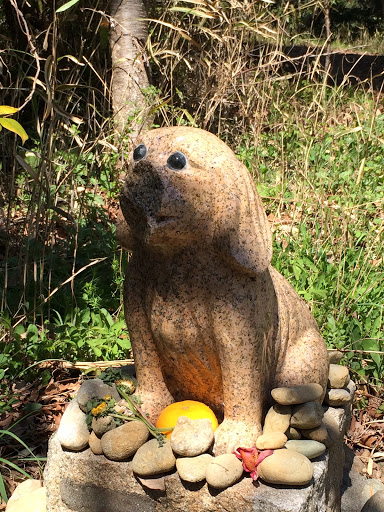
(91, 402, 108, 416)
(104, 394, 112, 401)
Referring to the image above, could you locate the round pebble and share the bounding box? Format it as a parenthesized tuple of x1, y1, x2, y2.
(77, 379, 120, 412)
(6, 486, 46, 512)
(263, 404, 292, 434)
(300, 424, 330, 445)
(57, 398, 89, 451)
(89, 431, 103, 455)
(324, 388, 351, 406)
(91, 416, 116, 437)
(131, 438, 176, 476)
(101, 420, 149, 461)
(328, 364, 350, 389)
(256, 432, 287, 450)
(290, 402, 324, 429)
(285, 440, 326, 459)
(176, 454, 213, 482)
(271, 383, 323, 405)
(285, 427, 302, 440)
(258, 449, 313, 486)
(171, 416, 214, 456)
(328, 350, 343, 364)
(205, 453, 244, 488)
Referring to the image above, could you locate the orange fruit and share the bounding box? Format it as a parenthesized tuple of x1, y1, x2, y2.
(156, 400, 219, 438)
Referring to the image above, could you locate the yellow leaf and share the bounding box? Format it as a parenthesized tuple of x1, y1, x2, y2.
(0, 118, 29, 143)
(0, 105, 19, 115)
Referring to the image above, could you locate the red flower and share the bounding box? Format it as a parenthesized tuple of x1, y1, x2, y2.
(234, 446, 273, 480)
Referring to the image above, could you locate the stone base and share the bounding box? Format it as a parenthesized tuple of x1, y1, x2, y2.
(45, 387, 355, 512)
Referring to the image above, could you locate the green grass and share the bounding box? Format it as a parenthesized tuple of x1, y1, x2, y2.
(237, 84, 384, 385)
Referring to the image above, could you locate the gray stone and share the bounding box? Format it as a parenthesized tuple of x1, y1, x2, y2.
(170, 416, 214, 456)
(44, 430, 337, 512)
(271, 384, 324, 405)
(361, 490, 384, 512)
(176, 454, 213, 482)
(91, 415, 116, 437)
(205, 454, 243, 488)
(263, 404, 292, 434)
(324, 389, 351, 407)
(328, 351, 343, 364)
(76, 379, 120, 412)
(57, 398, 89, 451)
(256, 432, 287, 450)
(301, 424, 330, 445)
(257, 449, 314, 486)
(361, 481, 384, 507)
(101, 420, 149, 461)
(89, 431, 103, 455)
(291, 402, 324, 429)
(131, 438, 176, 476)
(285, 440, 326, 459)
(328, 365, 350, 389)
(286, 426, 302, 440)
(45, 383, 356, 512)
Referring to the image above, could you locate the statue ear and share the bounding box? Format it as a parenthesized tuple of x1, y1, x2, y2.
(116, 208, 134, 251)
(215, 160, 272, 275)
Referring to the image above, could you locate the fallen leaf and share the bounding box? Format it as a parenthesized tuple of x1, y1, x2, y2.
(136, 476, 165, 491)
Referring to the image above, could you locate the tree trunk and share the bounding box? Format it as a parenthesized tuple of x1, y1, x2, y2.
(109, 0, 150, 138)
(323, 1, 332, 74)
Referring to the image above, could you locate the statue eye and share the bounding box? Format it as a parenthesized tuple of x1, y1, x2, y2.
(167, 151, 187, 171)
(133, 144, 147, 162)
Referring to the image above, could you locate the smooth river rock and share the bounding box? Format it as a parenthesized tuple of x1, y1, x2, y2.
(57, 398, 89, 451)
(131, 438, 176, 476)
(271, 383, 324, 405)
(176, 453, 213, 483)
(324, 388, 351, 406)
(91, 416, 116, 437)
(170, 416, 214, 456)
(6, 485, 46, 512)
(285, 426, 302, 440)
(88, 431, 103, 455)
(328, 350, 343, 364)
(77, 379, 120, 412)
(257, 449, 314, 486)
(205, 453, 244, 488)
(328, 364, 350, 389)
(263, 404, 292, 434)
(285, 440, 326, 459)
(290, 402, 324, 429)
(301, 424, 330, 445)
(256, 432, 287, 450)
(101, 420, 149, 461)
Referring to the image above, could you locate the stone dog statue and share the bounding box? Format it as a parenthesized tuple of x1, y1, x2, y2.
(117, 126, 329, 454)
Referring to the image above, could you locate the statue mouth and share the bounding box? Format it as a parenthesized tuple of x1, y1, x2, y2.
(148, 215, 178, 229)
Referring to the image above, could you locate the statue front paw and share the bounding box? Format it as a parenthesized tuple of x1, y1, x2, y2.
(131, 388, 173, 424)
(213, 419, 262, 455)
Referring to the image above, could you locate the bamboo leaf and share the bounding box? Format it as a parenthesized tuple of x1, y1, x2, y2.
(57, 55, 85, 66)
(56, 0, 80, 13)
(0, 118, 28, 143)
(169, 7, 216, 18)
(0, 105, 18, 115)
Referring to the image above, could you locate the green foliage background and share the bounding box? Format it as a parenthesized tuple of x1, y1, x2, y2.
(0, 0, 383, 393)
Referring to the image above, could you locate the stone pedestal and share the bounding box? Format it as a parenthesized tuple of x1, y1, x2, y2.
(44, 386, 354, 512)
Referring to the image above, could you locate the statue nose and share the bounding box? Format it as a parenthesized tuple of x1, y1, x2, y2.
(124, 160, 164, 219)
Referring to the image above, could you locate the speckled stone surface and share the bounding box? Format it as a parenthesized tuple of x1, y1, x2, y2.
(43, 433, 328, 512)
(117, 126, 329, 454)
